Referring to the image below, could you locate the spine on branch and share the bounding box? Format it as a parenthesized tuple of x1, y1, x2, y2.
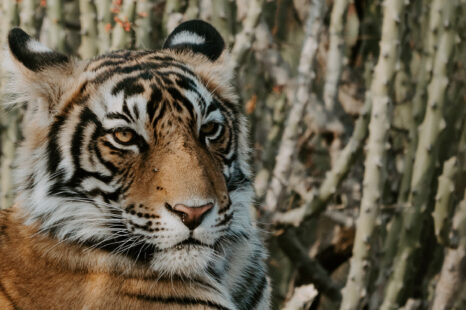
(340, 0, 406, 308)
(432, 157, 458, 245)
(380, 1, 460, 308)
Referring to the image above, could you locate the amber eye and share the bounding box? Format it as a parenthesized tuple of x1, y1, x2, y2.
(113, 129, 135, 144)
(200, 122, 220, 137)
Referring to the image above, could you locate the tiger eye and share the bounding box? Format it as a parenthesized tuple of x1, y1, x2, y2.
(113, 130, 134, 144)
(201, 122, 219, 136)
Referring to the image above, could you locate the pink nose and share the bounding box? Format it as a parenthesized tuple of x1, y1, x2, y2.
(172, 203, 214, 230)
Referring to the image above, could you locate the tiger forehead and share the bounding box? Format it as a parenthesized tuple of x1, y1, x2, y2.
(82, 50, 218, 119)
(85, 50, 202, 93)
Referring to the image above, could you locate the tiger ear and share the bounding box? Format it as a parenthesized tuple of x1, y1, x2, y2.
(5, 28, 75, 113)
(163, 20, 225, 61)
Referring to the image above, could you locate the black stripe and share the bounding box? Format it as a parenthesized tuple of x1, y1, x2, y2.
(122, 100, 135, 122)
(227, 164, 251, 192)
(167, 87, 195, 120)
(106, 112, 132, 123)
(111, 76, 147, 97)
(70, 108, 103, 173)
(101, 141, 130, 155)
(245, 275, 267, 310)
(91, 62, 192, 86)
(92, 141, 119, 174)
(89, 59, 127, 72)
(232, 251, 266, 310)
(123, 293, 231, 310)
(147, 84, 162, 123)
(47, 114, 66, 173)
(214, 212, 234, 227)
(153, 101, 168, 135)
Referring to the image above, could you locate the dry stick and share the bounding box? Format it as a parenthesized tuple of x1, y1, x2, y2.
(229, 0, 265, 71)
(339, 0, 407, 308)
(46, 0, 66, 52)
(79, 0, 99, 59)
(380, 1, 460, 309)
(112, 0, 137, 50)
(277, 229, 342, 301)
(432, 190, 466, 310)
(0, 0, 20, 210)
(263, 0, 326, 213)
(323, 0, 349, 113)
(432, 157, 458, 245)
(96, 0, 113, 53)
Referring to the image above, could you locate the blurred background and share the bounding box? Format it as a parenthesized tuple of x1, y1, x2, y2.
(0, 0, 465, 309)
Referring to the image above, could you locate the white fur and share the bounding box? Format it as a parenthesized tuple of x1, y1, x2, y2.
(170, 31, 206, 46)
(27, 39, 53, 53)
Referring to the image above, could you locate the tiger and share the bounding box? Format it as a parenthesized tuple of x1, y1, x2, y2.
(0, 20, 270, 310)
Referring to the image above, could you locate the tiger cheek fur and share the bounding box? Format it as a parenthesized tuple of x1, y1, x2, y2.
(0, 21, 270, 310)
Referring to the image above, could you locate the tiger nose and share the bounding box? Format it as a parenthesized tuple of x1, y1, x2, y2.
(172, 203, 214, 230)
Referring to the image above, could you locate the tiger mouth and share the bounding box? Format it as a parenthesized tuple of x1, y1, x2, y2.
(170, 238, 212, 250)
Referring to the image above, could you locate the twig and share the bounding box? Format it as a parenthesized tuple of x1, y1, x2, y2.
(263, 0, 326, 213)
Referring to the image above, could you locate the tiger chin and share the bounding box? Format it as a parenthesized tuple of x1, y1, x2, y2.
(0, 20, 270, 310)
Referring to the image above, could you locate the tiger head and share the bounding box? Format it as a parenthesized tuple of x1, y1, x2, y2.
(6, 21, 254, 277)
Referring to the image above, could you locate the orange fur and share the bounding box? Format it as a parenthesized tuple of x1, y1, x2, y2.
(0, 207, 231, 309)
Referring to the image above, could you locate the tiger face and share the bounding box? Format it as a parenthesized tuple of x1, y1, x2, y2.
(6, 21, 254, 277)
